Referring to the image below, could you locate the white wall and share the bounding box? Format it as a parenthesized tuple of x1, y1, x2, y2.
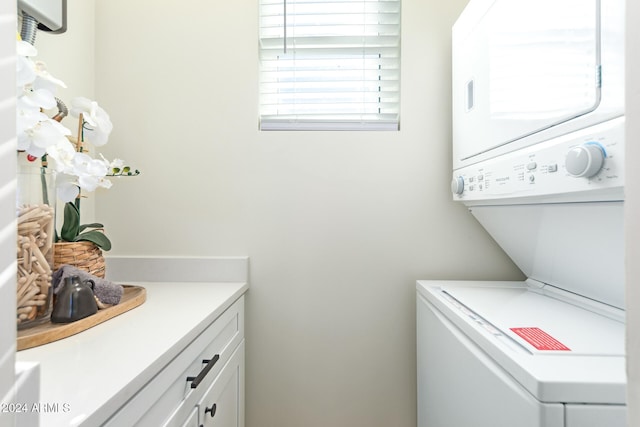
(93, 1, 523, 426)
(34, 1, 95, 103)
(626, 1, 640, 426)
(3, 1, 636, 426)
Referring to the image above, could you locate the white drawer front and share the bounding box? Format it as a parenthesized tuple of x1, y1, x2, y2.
(104, 296, 244, 427)
(179, 408, 198, 427)
(198, 340, 244, 427)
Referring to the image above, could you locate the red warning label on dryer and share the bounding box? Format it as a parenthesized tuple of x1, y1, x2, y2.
(510, 327, 571, 351)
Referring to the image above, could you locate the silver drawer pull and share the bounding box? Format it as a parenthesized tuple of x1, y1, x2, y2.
(186, 354, 220, 389)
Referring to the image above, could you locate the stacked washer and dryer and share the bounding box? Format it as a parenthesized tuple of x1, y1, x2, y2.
(417, 0, 626, 426)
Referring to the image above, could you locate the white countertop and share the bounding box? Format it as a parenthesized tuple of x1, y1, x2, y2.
(16, 281, 248, 427)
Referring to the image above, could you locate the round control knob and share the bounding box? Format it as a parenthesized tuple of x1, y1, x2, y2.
(565, 143, 605, 178)
(451, 176, 464, 195)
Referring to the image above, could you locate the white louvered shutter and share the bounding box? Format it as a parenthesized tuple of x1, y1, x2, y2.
(259, 0, 401, 130)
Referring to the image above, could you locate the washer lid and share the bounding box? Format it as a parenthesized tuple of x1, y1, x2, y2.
(417, 280, 627, 404)
(443, 285, 624, 357)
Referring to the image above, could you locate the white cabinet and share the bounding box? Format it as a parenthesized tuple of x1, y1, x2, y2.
(181, 408, 198, 427)
(17, 280, 248, 427)
(104, 296, 245, 427)
(197, 341, 244, 427)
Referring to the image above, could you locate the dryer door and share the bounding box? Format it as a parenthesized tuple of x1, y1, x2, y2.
(453, 0, 600, 162)
(417, 293, 564, 427)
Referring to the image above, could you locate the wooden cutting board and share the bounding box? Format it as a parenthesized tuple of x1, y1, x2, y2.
(17, 285, 146, 351)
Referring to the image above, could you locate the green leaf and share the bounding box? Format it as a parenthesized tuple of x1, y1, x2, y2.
(74, 230, 112, 251)
(78, 223, 105, 233)
(61, 202, 80, 241)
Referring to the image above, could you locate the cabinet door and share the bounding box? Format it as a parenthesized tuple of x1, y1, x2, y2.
(180, 408, 198, 427)
(198, 340, 244, 427)
(107, 298, 244, 427)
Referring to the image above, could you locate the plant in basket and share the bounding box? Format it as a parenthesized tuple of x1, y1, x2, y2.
(17, 36, 138, 299)
(51, 98, 139, 278)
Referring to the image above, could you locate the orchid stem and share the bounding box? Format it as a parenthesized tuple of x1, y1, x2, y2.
(39, 156, 49, 206)
(76, 113, 84, 152)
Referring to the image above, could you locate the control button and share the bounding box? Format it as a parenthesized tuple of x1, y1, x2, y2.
(548, 164, 558, 173)
(565, 143, 606, 178)
(469, 185, 475, 191)
(479, 184, 483, 190)
(478, 175, 484, 181)
(451, 176, 465, 195)
(529, 175, 535, 183)
(527, 162, 537, 171)
(469, 177, 475, 183)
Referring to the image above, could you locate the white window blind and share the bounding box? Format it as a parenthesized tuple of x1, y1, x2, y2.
(259, 0, 401, 131)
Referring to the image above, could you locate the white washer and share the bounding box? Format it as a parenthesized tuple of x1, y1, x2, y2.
(417, 280, 626, 427)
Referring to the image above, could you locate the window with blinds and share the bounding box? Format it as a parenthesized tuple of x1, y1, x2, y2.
(259, 0, 401, 131)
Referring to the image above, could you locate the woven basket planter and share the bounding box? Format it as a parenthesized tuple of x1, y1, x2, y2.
(54, 241, 106, 279)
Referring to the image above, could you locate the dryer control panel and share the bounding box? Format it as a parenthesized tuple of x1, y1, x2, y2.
(451, 117, 625, 204)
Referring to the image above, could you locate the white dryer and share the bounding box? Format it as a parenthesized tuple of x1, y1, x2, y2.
(417, 0, 627, 425)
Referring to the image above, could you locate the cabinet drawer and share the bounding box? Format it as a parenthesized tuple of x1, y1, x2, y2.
(104, 296, 244, 427)
(180, 408, 198, 427)
(198, 340, 245, 427)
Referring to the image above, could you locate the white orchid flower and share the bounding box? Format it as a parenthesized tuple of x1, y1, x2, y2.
(18, 86, 57, 110)
(99, 154, 124, 173)
(17, 39, 37, 57)
(16, 104, 47, 135)
(16, 41, 38, 89)
(72, 152, 112, 191)
(70, 97, 113, 146)
(55, 173, 81, 203)
(45, 138, 78, 173)
(16, 41, 65, 105)
(74, 152, 109, 176)
(82, 126, 111, 147)
(56, 175, 112, 202)
(53, 152, 114, 202)
(17, 119, 72, 158)
(32, 61, 67, 92)
(16, 56, 36, 88)
(93, 176, 112, 190)
(16, 39, 70, 160)
(15, 39, 128, 205)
